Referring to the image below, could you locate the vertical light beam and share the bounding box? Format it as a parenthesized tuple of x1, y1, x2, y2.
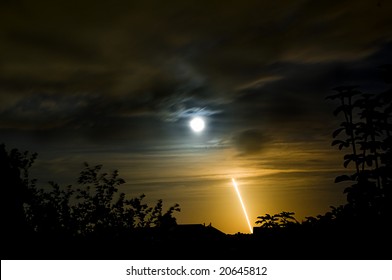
(231, 178, 253, 234)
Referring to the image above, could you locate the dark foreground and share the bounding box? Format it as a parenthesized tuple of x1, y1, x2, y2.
(4, 222, 391, 260)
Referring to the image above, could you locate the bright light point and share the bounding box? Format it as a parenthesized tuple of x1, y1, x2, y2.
(231, 178, 253, 234)
(190, 117, 205, 132)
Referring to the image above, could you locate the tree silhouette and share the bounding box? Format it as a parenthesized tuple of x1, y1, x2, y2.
(1, 144, 181, 258)
(326, 65, 392, 219)
(256, 211, 298, 229)
(1, 144, 37, 240)
(24, 162, 181, 238)
(251, 66, 392, 259)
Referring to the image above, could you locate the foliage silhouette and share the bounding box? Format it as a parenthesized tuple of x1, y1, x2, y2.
(256, 211, 298, 229)
(325, 66, 392, 219)
(251, 65, 392, 258)
(25, 162, 180, 238)
(1, 145, 181, 259)
(1, 144, 37, 238)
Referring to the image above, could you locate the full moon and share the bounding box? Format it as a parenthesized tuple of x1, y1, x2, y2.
(190, 117, 205, 132)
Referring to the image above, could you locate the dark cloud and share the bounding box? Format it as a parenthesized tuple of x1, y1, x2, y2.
(233, 129, 272, 156)
(1, 0, 391, 144)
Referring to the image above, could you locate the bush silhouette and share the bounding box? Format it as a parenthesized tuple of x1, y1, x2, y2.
(1, 144, 181, 258)
(26, 162, 180, 238)
(256, 211, 298, 229)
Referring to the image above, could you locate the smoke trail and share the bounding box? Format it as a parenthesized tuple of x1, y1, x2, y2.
(231, 178, 253, 233)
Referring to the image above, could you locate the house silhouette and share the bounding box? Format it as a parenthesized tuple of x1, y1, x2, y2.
(168, 223, 226, 241)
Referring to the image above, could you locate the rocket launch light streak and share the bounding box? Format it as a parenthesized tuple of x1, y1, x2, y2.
(231, 178, 253, 234)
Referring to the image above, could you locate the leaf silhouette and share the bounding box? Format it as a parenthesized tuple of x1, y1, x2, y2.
(335, 175, 352, 183)
(332, 127, 345, 138)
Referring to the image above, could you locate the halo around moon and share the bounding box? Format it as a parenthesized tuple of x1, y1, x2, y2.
(190, 117, 205, 132)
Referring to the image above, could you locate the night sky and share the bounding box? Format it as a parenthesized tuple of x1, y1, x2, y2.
(1, 0, 391, 234)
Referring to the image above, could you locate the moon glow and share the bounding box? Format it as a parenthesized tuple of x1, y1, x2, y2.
(190, 117, 205, 132)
